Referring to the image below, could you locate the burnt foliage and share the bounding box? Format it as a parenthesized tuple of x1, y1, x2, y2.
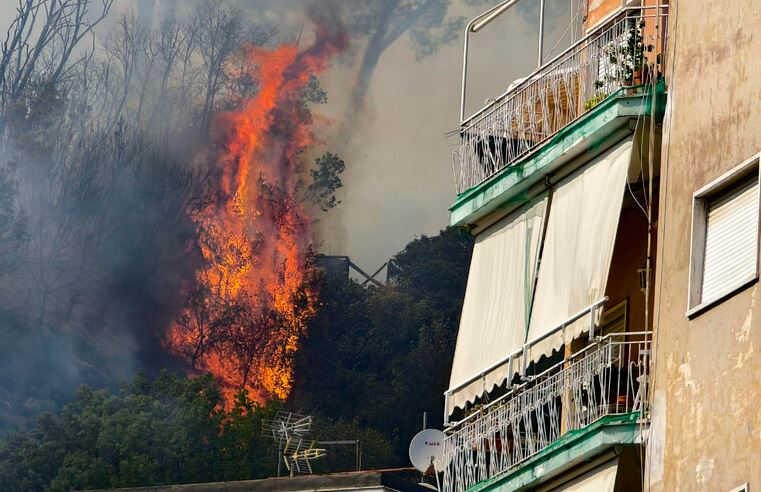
(0, 0, 341, 433)
(0, 0, 476, 486)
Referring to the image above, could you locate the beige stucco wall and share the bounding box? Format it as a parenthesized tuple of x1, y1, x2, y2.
(647, 0, 761, 489)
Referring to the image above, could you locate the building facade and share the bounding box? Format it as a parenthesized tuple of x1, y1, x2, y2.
(646, 0, 761, 489)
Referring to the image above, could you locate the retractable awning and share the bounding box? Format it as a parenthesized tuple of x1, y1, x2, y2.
(446, 137, 633, 415)
(447, 196, 547, 413)
(527, 138, 633, 361)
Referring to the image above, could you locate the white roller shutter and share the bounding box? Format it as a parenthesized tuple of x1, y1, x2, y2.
(701, 178, 759, 304)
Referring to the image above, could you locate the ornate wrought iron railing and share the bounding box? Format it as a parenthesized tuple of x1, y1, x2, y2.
(441, 332, 651, 492)
(444, 297, 609, 426)
(452, 6, 668, 195)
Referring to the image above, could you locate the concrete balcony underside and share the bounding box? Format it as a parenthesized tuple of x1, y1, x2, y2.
(450, 87, 666, 228)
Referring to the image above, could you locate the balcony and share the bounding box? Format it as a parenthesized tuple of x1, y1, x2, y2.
(452, 6, 668, 195)
(441, 331, 651, 492)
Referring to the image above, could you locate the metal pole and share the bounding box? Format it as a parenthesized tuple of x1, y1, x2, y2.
(423, 411, 428, 430)
(348, 261, 384, 287)
(459, 0, 522, 124)
(538, 0, 546, 67)
(360, 262, 388, 287)
(459, 26, 471, 123)
(443, 392, 450, 426)
(277, 439, 282, 477)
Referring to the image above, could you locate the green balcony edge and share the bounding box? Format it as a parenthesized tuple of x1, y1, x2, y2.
(467, 412, 643, 492)
(450, 83, 667, 228)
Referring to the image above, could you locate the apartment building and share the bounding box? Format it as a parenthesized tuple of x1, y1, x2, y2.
(442, 0, 761, 489)
(442, 0, 666, 490)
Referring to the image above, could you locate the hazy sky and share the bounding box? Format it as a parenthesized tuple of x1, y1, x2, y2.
(0, 0, 575, 272)
(319, 0, 573, 272)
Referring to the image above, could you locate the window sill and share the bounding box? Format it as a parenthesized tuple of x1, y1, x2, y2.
(686, 274, 759, 319)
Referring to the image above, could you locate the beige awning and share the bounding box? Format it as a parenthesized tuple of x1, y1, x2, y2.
(447, 196, 547, 413)
(526, 138, 633, 361)
(446, 137, 633, 415)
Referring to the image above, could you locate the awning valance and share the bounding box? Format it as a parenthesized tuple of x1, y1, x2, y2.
(447, 196, 547, 413)
(526, 138, 633, 361)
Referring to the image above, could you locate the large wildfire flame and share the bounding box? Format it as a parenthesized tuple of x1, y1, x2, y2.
(167, 23, 346, 404)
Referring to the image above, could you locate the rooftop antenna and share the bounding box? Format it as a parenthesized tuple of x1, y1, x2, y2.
(262, 412, 316, 477)
(263, 411, 364, 476)
(283, 437, 327, 476)
(262, 411, 311, 441)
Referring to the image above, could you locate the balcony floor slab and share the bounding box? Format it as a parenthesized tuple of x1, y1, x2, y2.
(450, 85, 666, 229)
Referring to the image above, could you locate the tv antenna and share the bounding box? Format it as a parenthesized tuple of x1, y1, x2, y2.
(283, 437, 327, 476)
(263, 412, 323, 477)
(263, 411, 364, 477)
(262, 411, 312, 441)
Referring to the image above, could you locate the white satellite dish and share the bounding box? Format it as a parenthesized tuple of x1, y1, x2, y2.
(409, 429, 446, 474)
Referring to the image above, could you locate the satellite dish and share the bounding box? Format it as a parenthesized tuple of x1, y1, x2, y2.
(409, 429, 446, 474)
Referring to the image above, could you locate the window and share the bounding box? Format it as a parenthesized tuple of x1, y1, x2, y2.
(600, 299, 628, 335)
(688, 155, 761, 316)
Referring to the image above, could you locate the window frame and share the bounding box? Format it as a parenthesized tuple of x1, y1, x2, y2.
(687, 154, 761, 318)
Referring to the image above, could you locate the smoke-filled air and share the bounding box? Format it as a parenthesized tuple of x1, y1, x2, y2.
(0, 0, 350, 417)
(0, 0, 573, 488)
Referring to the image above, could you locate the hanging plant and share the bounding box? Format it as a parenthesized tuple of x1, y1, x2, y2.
(586, 17, 655, 111)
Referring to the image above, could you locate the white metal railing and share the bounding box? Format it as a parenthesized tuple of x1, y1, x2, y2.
(441, 332, 651, 492)
(444, 297, 608, 426)
(453, 6, 668, 194)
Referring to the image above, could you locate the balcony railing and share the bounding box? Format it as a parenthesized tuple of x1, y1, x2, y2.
(452, 6, 668, 195)
(441, 332, 651, 492)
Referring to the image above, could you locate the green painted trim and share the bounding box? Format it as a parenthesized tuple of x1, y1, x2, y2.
(468, 413, 642, 492)
(450, 83, 667, 228)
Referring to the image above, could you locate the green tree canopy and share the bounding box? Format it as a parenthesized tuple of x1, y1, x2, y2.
(290, 227, 473, 463)
(0, 372, 280, 491)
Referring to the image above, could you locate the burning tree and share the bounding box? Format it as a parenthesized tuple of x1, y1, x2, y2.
(0, 0, 348, 429)
(167, 23, 347, 404)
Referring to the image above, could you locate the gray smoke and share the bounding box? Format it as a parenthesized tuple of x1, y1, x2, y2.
(315, 0, 577, 272)
(0, 0, 274, 431)
(0, 0, 577, 431)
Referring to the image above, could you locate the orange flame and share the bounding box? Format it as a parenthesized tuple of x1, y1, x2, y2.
(167, 25, 346, 405)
